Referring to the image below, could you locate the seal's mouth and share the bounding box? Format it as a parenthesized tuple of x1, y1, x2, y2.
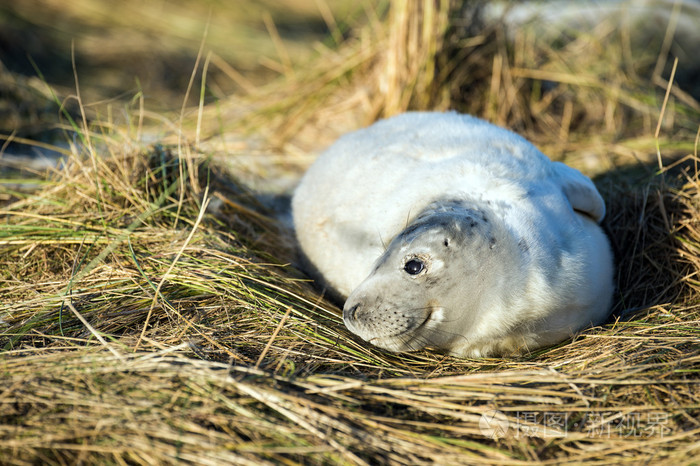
(368, 308, 433, 349)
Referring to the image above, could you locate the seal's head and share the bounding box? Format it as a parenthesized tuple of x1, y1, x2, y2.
(343, 204, 520, 354)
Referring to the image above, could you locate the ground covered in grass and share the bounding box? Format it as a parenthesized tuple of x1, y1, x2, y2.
(1, 1, 699, 464)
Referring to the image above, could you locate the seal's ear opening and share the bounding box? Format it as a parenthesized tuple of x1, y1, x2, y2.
(444, 238, 450, 247)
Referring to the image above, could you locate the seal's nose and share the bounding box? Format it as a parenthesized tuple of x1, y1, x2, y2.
(344, 303, 360, 321)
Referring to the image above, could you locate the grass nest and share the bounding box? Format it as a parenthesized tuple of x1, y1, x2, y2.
(1, 1, 699, 464)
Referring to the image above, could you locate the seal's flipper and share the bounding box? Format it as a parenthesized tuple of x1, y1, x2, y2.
(551, 161, 605, 222)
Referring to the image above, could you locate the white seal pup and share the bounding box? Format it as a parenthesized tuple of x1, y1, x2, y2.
(292, 112, 614, 357)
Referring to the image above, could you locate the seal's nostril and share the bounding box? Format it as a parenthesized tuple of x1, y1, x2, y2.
(345, 303, 360, 320)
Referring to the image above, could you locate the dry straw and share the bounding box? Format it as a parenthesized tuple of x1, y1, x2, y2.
(1, 1, 699, 464)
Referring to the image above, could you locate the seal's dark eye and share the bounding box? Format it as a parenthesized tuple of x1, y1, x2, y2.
(404, 259, 424, 275)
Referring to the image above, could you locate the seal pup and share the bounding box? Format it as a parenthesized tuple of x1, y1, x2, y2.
(292, 112, 614, 357)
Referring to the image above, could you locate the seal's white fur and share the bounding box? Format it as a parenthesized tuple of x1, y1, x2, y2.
(292, 112, 614, 357)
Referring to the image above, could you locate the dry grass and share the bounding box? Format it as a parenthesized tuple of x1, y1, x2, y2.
(0, 0, 364, 106)
(1, 1, 700, 464)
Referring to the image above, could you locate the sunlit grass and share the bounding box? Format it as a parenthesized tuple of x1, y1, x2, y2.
(1, 0, 699, 463)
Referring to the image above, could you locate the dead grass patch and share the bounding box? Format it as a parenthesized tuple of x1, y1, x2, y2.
(1, 1, 699, 463)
